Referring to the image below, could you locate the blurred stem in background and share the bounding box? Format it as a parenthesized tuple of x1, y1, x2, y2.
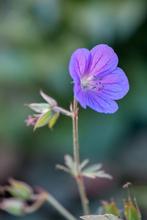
(72, 98, 90, 215)
(46, 193, 76, 220)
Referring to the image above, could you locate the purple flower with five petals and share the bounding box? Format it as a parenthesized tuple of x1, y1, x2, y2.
(69, 44, 129, 113)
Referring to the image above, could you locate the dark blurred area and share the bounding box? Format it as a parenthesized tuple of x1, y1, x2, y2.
(0, 0, 147, 219)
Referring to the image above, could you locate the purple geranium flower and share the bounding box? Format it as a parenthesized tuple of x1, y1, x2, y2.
(69, 44, 129, 113)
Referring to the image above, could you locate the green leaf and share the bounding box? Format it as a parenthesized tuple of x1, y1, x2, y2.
(48, 112, 59, 129)
(34, 111, 52, 130)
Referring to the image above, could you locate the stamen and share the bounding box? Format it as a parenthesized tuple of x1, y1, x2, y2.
(81, 75, 103, 91)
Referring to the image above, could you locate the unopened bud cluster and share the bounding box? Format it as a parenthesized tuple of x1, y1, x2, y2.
(25, 91, 73, 130)
(0, 179, 47, 216)
(101, 198, 141, 220)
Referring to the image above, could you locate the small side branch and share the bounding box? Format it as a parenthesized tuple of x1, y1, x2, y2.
(46, 192, 77, 220)
(54, 106, 73, 117)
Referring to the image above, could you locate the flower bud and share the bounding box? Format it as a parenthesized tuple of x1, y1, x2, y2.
(7, 179, 33, 200)
(25, 115, 39, 126)
(124, 199, 141, 220)
(48, 112, 59, 129)
(0, 199, 25, 216)
(34, 110, 52, 130)
(102, 201, 120, 217)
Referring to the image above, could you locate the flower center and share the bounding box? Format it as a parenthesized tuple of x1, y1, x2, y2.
(81, 75, 103, 91)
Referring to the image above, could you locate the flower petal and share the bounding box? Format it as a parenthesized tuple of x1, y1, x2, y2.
(74, 84, 87, 108)
(90, 44, 118, 76)
(69, 48, 90, 82)
(101, 67, 129, 100)
(85, 91, 118, 113)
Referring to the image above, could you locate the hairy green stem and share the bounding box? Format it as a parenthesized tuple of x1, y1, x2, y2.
(72, 98, 90, 215)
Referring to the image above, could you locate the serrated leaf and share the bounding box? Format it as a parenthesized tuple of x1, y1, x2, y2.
(83, 164, 102, 173)
(82, 172, 112, 179)
(48, 112, 59, 129)
(80, 214, 122, 220)
(64, 155, 77, 176)
(34, 111, 52, 130)
(80, 159, 89, 170)
(82, 163, 112, 179)
(64, 155, 74, 170)
(95, 171, 112, 179)
(28, 103, 50, 113)
(56, 164, 70, 173)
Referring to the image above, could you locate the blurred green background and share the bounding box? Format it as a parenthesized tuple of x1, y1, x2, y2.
(0, 0, 147, 219)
